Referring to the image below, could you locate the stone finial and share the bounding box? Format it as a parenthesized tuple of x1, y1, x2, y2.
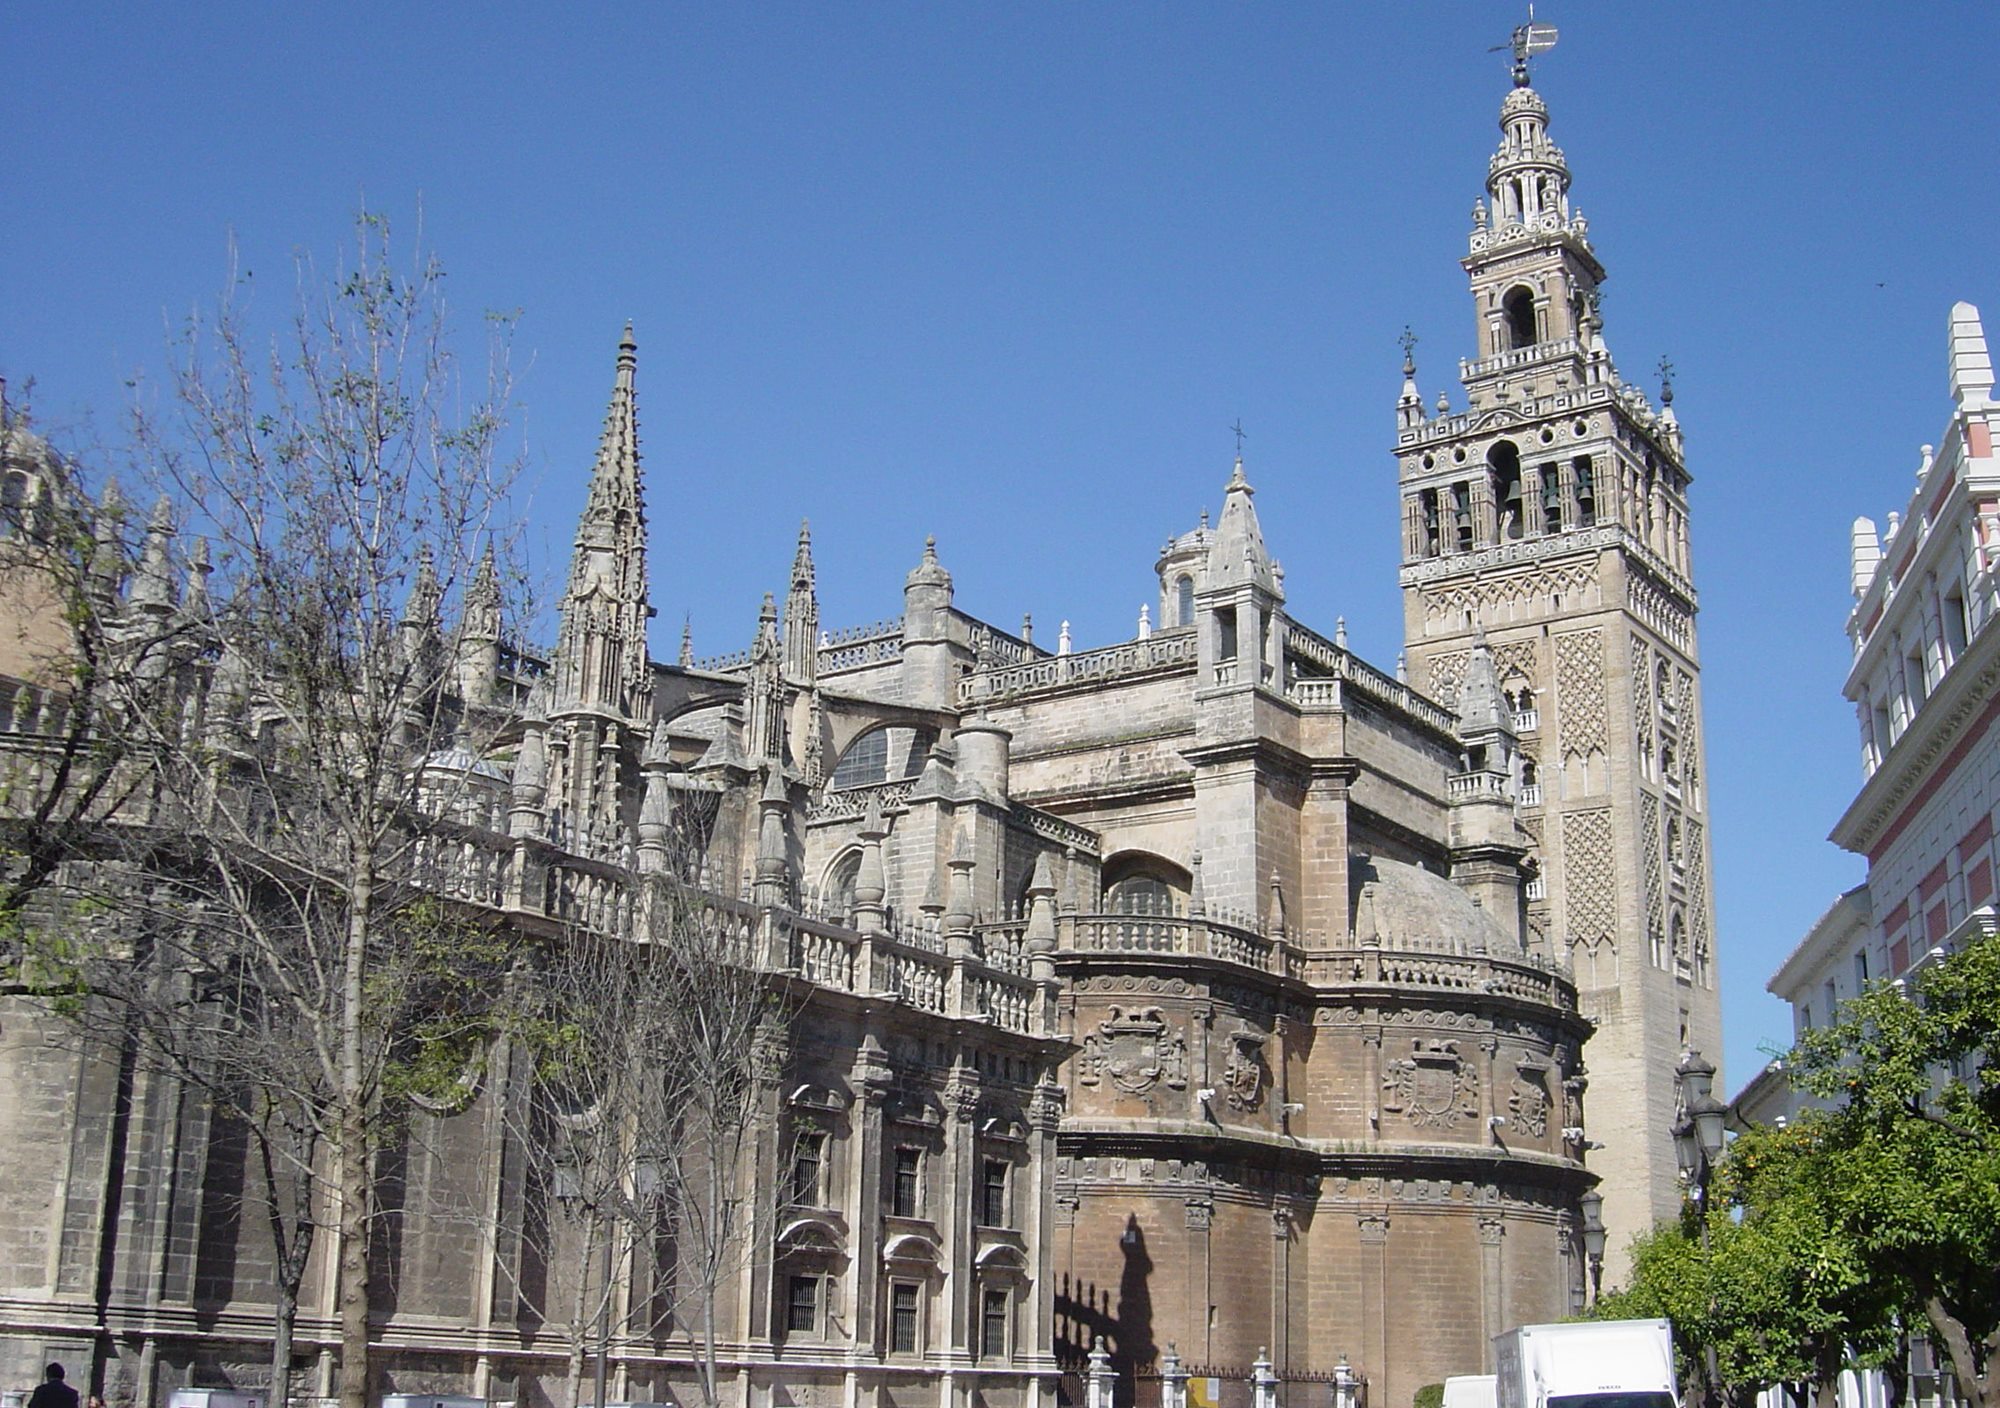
(678, 615, 695, 667)
(1396, 650, 1408, 684)
(1950, 301, 1994, 407)
(1335, 616, 1348, 650)
(1188, 851, 1206, 918)
(1138, 603, 1151, 639)
(1020, 613, 1033, 646)
(127, 496, 178, 613)
(1058, 620, 1072, 656)
(1918, 444, 1936, 485)
(182, 536, 213, 619)
(1850, 517, 1883, 601)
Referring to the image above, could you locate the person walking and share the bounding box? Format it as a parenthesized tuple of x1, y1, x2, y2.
(25, 1366, 79, 1408)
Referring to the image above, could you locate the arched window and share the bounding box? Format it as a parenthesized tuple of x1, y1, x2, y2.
(829, 725, 936, 790)
(1503, 286, 1538, 350)
(822, 850, 862, 923)
(1175, 575, 1195, 628)
(1100, 853, 1191, 918)
(0, 469, 29, 537)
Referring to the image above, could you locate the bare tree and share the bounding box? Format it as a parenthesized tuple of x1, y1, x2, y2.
(518, 820, 800, 1408)
(41, 211, 526, 1408)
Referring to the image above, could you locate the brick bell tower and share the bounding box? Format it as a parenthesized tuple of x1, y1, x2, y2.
(1392, 38, 1722, 1275)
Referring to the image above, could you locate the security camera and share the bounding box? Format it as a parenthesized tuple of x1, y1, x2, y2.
(1281, 1102, 1305, 1116)
(1487, 1114, 1507, 1128)
(1561, 1126, 1586, 1142)
(1196, 1088, 1216, 1104)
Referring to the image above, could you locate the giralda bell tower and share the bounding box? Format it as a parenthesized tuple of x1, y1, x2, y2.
(1392, 31, 1721, 1273)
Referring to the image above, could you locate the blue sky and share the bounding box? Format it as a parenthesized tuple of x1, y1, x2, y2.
(8, 3, 2000, 1084)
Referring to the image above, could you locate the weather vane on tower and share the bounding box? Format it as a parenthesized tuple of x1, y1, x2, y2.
(1490, 5, 1559, 86)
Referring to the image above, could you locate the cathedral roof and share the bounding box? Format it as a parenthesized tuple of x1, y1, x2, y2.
(1349, 853, 1510, 955)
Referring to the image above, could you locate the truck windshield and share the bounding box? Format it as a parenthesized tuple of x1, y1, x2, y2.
(1550, 1395, 1676, 1408)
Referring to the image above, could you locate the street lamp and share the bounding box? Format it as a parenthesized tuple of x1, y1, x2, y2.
(1578, 1188, 1606, 1305)
(1672, 1050, 1728, 1408)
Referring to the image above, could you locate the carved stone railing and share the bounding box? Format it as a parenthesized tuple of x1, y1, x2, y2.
(959, 613, 1040, 669)
(1457, 336, 1584, 385)
(818, 617, 904, 674)
(0, 676, 69, 738)
(690, 646, 753, 673)
(806, 777, 916, 823)
(1314, 947, 1576, 1012)
(975, 920, 1030, 976)
(1060, 913, 1283, 977)
(958, 630, 1197, 707)
(1055, 911, 1574, 1010)
(1446, 771, 1509, 802)
(1285, 623, 1458, 735)
(1009, 803, 1103, 858)
(426, 822, 1047, 1034)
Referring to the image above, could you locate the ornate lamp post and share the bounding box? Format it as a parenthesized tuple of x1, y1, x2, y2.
(1577, 1187, 1606, 1306)
(1672, 1050, 1728, 1408)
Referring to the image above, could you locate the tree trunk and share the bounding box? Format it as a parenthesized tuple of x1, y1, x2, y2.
(1811, 1336, 1841, 1408)
(336, 1093, 371, 1408)
(338, 874, 375, 1408)
(1922, 1298, 1997, 1408)
(565, 1211, 597, 1408)
(271, 1290, 297, 1408)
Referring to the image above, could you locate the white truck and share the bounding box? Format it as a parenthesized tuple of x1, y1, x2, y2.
(1492, 1318, 1679, 1408)
(1444, 1375, 1499, 1408)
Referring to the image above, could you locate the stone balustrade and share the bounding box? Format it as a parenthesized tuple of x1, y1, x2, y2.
(1285, 623, 1458, 734)
(958, 630, 1196, 706)
(1054, 910, 1576, 1010)
(1457, 336, 1584, 385)
(1445, 770, 1509, 802)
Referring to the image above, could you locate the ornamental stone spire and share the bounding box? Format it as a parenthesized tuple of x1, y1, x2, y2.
(783, 518, 818, 685)
(553, 324, 653, 720)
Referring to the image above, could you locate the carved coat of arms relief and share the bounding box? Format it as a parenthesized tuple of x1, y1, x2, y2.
(1078, 1005, 1188, 1096)
(1381, 1038, 1480, 1129)
(1221, 1026, 1268, 1112)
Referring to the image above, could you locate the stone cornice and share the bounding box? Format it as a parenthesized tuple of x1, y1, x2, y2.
(1832, 619, 2000, 856)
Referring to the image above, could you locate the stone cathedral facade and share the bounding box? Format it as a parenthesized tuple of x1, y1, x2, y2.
(0, 56, 1709, 1408)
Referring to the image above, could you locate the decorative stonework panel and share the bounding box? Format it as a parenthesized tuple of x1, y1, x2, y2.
(1640, 798, 1662, 948)
(1555, 629, 1607, 754)
(1421, 560, 1597, 634)
(1381, 1038, 1480, 1129)
(1687, 818, 1711, 983)
(1560, 807, 1616, 943)
(1628, 571, 1692, 650)
(1423, 640, 1542, 709)
(1077, 1007, 1188, 1095)
(1632, 635, 1653, 761)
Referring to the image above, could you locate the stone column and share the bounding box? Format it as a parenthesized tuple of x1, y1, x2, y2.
(1479, 1216, 1506, 1370)
(943, 1067, 983, 1360)
(851, 1033, 895, 1351)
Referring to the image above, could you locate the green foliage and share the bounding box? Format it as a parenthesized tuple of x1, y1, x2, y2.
(1607, 932, 2000, 1408)
(1413, 1384, 1445, 1408)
